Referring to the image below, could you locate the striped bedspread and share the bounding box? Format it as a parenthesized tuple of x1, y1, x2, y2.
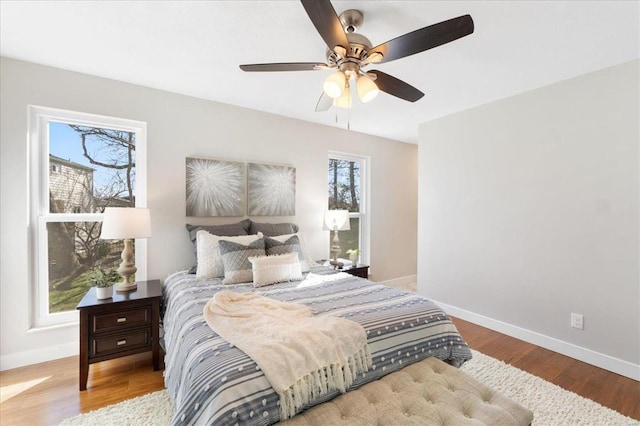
(163, 266, 473, 426)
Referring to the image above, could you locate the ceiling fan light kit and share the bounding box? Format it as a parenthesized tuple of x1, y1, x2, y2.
(240, 0, 474, 111)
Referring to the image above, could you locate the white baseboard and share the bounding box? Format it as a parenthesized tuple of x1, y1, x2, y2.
(0, 341, 78, 371)
(433, 300, 640, 381)
(378, 274, 417, 287)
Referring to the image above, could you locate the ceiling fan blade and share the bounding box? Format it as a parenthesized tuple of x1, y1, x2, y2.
(240, 63, 327, 72)
(369, 15, 474, 64)
(300, 0, 349, 51)
(315, 92, 333, 112)
(370, 70, 425, 102)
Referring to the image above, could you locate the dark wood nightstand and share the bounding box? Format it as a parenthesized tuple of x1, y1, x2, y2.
(76, 279, 162, 390)
(340, 264, 369, 279)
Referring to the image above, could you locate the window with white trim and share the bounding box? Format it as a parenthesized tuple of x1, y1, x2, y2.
(29, 106, 147, 327)
(327, 152, 369, 264)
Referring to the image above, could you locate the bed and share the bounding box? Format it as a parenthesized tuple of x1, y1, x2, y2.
(162, 265, 473, 425)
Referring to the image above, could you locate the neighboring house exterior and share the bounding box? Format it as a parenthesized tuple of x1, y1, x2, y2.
(49, 154, 95, 214)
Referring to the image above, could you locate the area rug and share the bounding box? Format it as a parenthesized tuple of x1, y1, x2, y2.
(60, 349, 638, 425)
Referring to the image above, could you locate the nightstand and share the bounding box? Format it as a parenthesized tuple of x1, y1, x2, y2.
(76, 279, 162, 390)
(340, 264, 369, 279)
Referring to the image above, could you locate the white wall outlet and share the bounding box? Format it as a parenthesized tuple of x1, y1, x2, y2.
(571, 313, 584, 330)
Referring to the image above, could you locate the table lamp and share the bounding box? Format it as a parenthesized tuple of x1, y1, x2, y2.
(323, 210, 350, 269)
(100, 207, 151, 292)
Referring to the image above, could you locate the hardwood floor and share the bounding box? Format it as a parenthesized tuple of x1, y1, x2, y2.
(1, 319, 638, 425)
(0, 352, 164, 426)
(452, 317, 640, 421)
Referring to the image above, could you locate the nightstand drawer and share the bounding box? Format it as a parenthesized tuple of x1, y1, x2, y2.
(91, 328, 151, 357)
(92, 307, 150, 333)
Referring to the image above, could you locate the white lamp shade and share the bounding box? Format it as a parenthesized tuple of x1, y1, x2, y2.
(357, 75, 379, 103)
(323, 71, 346, 98)
(100, 207, 152, 240)
(323, 210, 351, 231)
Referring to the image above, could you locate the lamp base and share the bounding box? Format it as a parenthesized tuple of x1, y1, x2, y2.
(115, 281, 137, 292)
(115, 238, 137, 292)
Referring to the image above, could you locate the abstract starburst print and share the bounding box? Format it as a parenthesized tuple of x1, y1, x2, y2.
(248, 163, 296, 216)
(186, 158, 246, 217)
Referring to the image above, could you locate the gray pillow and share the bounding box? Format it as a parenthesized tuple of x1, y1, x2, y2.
(263, 235, 310, 273)
(249, 221, 299, 236)
(186, 219, 251, 273)
(219, 238, 266, 284)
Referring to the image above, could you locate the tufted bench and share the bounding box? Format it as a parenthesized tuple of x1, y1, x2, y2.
(280, 356, 533, 425)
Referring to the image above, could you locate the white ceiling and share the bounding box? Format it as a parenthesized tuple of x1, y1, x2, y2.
(1, 1, 638, 143)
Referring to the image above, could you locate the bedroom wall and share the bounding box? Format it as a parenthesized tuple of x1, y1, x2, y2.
(418, 60, 639, 379)
(0, 57, 418, 369)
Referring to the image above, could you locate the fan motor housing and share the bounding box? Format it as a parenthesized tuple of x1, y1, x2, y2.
(327, 10, 372, 68)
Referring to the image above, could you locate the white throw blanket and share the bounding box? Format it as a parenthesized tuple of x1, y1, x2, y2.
(203, 291, 372, 420)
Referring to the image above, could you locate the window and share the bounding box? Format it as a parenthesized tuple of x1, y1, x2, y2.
(327, 152, 369, 264)
(29, 106, 147, 327)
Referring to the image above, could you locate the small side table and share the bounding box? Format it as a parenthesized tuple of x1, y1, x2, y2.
(340, 264, 369, 279)
(76, 279, 162, 390)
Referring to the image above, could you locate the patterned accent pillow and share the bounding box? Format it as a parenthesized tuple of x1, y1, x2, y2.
(196, 232, 263, 280)
(219, 238, 266, 284)
(264, 235, 311, 272)
(186, 219, 251, 273)
(249, 252, 303, 287)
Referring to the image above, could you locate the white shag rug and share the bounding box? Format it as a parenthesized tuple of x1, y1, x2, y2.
(60, 349, 638, 426)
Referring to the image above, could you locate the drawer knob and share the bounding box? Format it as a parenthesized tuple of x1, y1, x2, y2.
(117, 317, 127, 323)
(117, 340, 127, 346)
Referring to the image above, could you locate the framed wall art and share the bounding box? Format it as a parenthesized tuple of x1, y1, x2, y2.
(185, 157, 246, 217)
(247, 163, 296, 216)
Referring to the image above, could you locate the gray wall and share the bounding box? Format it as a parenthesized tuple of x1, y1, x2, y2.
(0, 57, 418, 368)
(418, 60, 639, 375)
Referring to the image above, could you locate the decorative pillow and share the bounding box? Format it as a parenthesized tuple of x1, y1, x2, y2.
(196, 231, 263, 280)
(249, 221, 299, 236)
(268, 232, 314, 271)
(249, 252, 303, 287)
(219, 238, 266, 284)
(264, 235, 310, 273)
(186, 219, 251, 273)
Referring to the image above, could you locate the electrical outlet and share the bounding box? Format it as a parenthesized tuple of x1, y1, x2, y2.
(571, 313, 584, 330)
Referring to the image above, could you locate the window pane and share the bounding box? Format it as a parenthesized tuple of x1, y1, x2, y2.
(47, 221, 124, 313)
(328, 159, 360, 212)
(49, 122, 136, 214)
(329, 218, 359, 260)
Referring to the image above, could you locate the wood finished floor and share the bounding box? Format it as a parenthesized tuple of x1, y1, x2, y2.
(1, 318, 638, 425)
(452, 318, 640, 421)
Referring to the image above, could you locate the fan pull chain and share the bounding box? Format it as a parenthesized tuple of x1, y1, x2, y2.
(333, 105, 350, 130)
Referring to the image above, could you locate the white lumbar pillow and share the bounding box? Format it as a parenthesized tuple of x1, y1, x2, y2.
(196, 231, 263, 280)
(249, 252, 303, 287)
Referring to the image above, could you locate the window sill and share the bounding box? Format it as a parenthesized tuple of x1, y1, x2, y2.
(28, 320, 79, 333)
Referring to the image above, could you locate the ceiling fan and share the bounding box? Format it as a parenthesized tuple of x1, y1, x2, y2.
(239, 0, 474, 111)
